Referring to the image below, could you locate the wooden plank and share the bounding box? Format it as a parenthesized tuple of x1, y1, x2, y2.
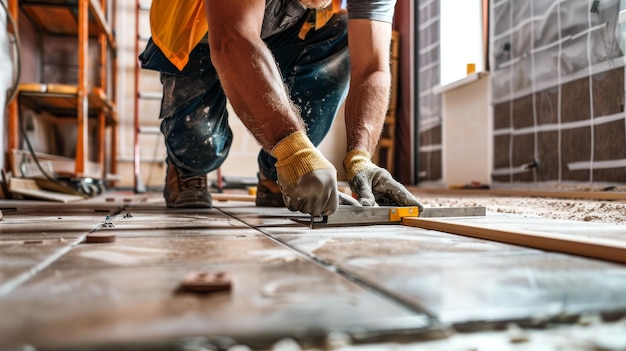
(8, 178, 85, 203)
(403, 217, 626, 264)
(22, 5, 78, 35)
(19, 84, 115, 120)
(413, 187, 626, 201)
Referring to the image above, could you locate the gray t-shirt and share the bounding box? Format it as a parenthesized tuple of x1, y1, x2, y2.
(261, 0, 396, 38)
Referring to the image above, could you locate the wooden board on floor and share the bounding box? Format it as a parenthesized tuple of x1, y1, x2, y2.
(8, 178, 85, 203)
(403, 217, 626, 264)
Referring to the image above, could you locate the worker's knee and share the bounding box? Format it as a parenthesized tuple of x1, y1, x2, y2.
(161, 109, 232, 175)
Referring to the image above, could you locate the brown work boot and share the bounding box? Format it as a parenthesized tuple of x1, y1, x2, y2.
(164, 161, 212, 208)
(255, 175, 285, 207)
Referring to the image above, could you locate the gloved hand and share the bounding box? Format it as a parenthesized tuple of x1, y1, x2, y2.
(272, 131, 339, 217)
(338, 191, 361, 206)
(343, 149, 424, 212)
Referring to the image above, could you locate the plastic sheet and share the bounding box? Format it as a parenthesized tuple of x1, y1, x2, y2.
(491, 0, 626, 184)
(0, 0, 14, 170)
(417, 0, 443, 182)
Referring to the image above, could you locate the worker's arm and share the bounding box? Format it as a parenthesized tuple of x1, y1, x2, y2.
(204, 0, 338, 216)
(204, 0, 301, 149)
(344, 18, 391, 154)
(343, 18, 423, 209)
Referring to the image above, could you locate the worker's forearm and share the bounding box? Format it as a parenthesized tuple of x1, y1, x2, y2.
(344, 70, 391, 154)
(210, 36, 304, 150)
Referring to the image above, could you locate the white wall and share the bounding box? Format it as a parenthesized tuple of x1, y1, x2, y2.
(441, 74, 492, 186)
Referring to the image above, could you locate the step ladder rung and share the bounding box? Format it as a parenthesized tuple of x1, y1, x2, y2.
(138, 92, 163, 100)
(138, 126, 161, 134)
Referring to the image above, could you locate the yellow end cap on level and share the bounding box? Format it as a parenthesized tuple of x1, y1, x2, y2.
(389, 207, 421, 222)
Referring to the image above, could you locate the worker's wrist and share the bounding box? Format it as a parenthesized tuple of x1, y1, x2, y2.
(271, 131, 313, 160)
(272, 131, 334, 185)
(344, 149, 373, 181)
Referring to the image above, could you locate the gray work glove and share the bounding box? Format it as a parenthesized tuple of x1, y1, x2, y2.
(272, 131, 339, 217)
(343, 149, 424, 211)
(278, 169, 339, 217)
(338, 191, 361, 206)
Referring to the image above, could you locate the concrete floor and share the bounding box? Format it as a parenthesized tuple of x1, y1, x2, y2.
(1, 191, 626, 350)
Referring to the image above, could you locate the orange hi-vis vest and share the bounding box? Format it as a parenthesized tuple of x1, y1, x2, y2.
(150, 0, 342, 72)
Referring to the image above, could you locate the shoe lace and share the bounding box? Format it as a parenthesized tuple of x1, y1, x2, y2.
(179, 175, 207, 191)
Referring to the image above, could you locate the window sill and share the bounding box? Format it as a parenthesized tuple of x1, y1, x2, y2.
(433, 71, 489, 95)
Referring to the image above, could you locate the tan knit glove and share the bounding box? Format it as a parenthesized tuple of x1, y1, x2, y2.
(344, 149, 424, 210)
(272, 131, 339, 216)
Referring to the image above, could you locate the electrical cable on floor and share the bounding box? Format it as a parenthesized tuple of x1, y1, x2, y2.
(1, 0, 21, 106)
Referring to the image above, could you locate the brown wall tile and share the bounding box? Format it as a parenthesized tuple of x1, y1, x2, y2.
(493, 102, 511, 130)
(561, 127, 592, 181)
(513, 169, 535, 182)
(561, 78, 591, 123)
(593, 168, 626, 183)
(419, 125, 442, 146)
(512, 94, 534, 129)
(419, 151, 442, 181)
(493, 134, 511, 169)
(536, 131, 559, 181)
(594, 120, 626, 161)
(512, 133, 536, 167)
(492, 175, 511, 183)
(592, 68, 625, 117)
(535, 87, 559, 125)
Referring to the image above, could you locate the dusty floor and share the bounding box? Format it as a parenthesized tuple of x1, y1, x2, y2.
(0, 188, 625, 351)
(415, 192, 626, 225)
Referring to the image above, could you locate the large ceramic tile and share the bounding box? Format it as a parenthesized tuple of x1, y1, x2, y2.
(0, 261, 435, 350)
(0, 208, 110, 236)
(270, 224, 537, 264)
(104, 208, 248, 232)
(218, 205, 309, 227)
(53, 234, 303, 268)
(329, 250, 626, 324)
(0, 236, 82, 289)
(0, 199, 122, 214)
(259, 216, 626, 325)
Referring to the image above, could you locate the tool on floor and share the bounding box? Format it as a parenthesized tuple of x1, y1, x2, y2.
(177, 271, 232, 293)
(84, 232, 116, 243)
(292, 205, 486, 228)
